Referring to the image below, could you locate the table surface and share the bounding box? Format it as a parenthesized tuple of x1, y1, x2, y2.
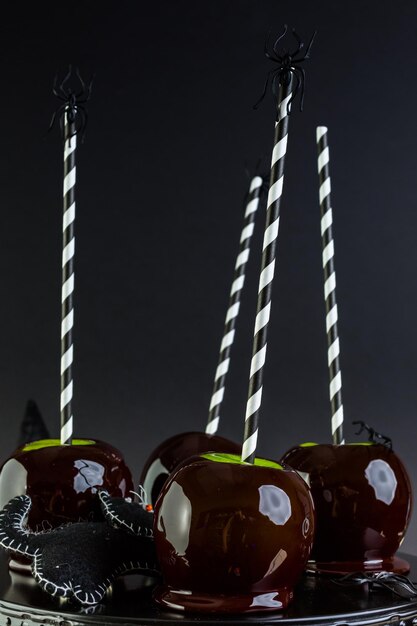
(0, 553, 417, 626)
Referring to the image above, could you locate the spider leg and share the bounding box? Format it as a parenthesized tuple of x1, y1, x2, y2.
(74, 66, 86, 98)
(393, 574, 417, 590)
(81, 108, 89, 141)
(74, 71, 94, 101)
(265, 50, 279, 61)
(303, 30, 317, 60)
(59, 65, 73, 98)
(297, 67, 306, 111)
(374, 431, 392, 449)
(253, 75, 270, 110)
(73, 107, 89, 142)
(353, 421, 388, 446)
(74, 106, 85, 125)
(289, 29, 304, 58)
(263, 31, 280, 62)
(47, 103, 67, 133)
(384, 436, 393, 449)
(264, 30, 272, 56)
(375, 579, 412, 599)
(47, 110, 57, 134)
(85, 74, 95, 101)
(53, 93, 67, 102)
(52, 74, 62, 99)
(59, 114, 66, 140)
(270, 68, 281, 101)
(62, 65, 73, 85)
(253, 68, 279, 109)
(52, 88, 67, 101)
(273, 24, 288, 55)
(352, 420, 368, 436)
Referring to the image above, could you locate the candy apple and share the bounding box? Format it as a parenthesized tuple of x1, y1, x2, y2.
(281, 443, 412, 574)
(140, 431, 241, 505)
(0, 438, 134, 531)
(153, 452, 315, 613)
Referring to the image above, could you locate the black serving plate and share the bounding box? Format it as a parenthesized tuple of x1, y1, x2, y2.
(0, 553, 417, 625)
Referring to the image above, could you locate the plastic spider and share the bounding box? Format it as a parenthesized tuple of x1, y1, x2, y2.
(333, 571, 417, 599)
(254, 25, 316, 114)
(49, 65, 93, 141)
(353, 420, 393, 449)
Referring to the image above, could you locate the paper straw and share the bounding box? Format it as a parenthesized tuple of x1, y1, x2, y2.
(60, 112, 76, 445)
(316, 126, 344, 445)
(241, 79, 293, 463)
(205, 175, 263, 435)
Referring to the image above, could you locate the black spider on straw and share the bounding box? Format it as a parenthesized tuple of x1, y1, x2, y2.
(254, 25, 317, 114)
(49, 65, 94, 141)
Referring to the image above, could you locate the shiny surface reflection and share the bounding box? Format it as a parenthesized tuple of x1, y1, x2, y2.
(259, 485, 291, 526)
(0, 439, 133, 530)
(157, 481, 191, 557)
(154, 456, 315, 613)
(73, 460, 105, 493)
(281, 443, 412, 567)
(140, 432, 241, 505)
(0, 550, 417, 623)
(365, 459, 397, 505)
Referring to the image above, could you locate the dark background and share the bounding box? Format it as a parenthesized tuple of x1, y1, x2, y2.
(0, 0, 416, 552)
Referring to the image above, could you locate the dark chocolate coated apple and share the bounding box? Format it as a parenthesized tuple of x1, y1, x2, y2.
(153, 452, 315, 613)
(281, 443, 412, 573)
(0, 438, 134, 531)
(140, 431, 240, 505)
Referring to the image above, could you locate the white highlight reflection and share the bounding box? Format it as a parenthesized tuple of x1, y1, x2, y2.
(258, 484, 291, 525)
(157, 481, 191, 556)
(250, 592, 283, 608)
(264, 548, 288, 577)
(365, 459, 397, 505)
(73, 460, 104, 493)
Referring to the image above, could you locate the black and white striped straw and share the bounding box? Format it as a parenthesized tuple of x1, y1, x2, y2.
(60, 112, 76, 445)
(205, 176, 263, 435)
(241, 80, 293, 464)
(316, 126, 345, 445)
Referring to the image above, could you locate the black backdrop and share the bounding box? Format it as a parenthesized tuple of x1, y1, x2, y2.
(0, 0, 417, 553)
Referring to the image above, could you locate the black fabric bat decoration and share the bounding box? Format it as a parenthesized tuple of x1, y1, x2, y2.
(98, 490, 154, 538)
(0, 493, 159, 606)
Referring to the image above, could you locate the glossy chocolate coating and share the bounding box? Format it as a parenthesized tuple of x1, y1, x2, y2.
(0, 439, 134, 530)
(281, 444, 412, 564)
(153, 454, 315, 613)
(140, 431, 241, 505)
